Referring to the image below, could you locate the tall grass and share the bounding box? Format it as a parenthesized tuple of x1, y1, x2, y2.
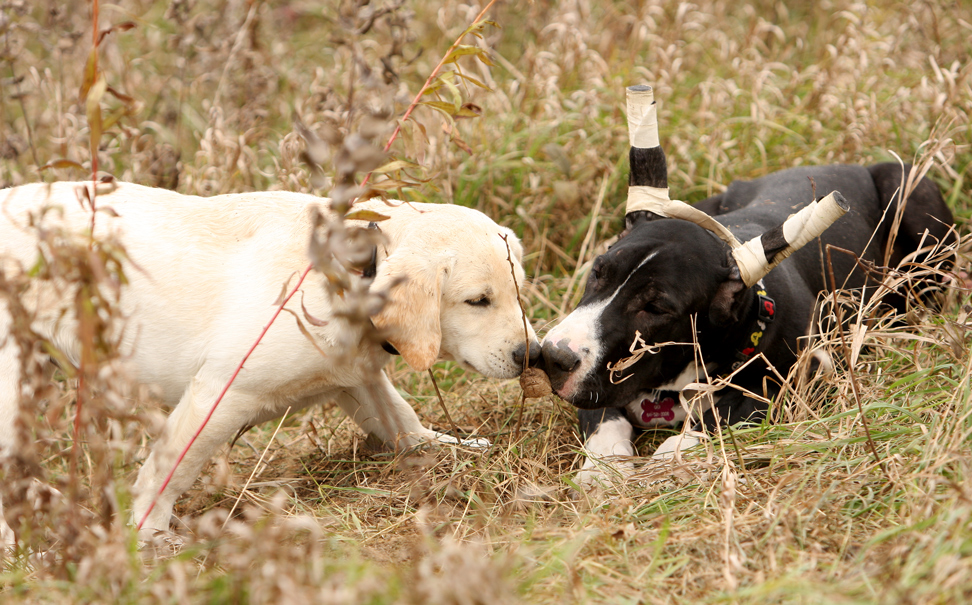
(1, 0, 970, 602)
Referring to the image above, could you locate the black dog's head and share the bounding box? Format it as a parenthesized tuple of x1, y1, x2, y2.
(540, 214, 751, 409)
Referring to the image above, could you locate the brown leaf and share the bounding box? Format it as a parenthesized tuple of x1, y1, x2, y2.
(282, 309, 328, 358)
(76, 184, 93, 211)
(38, 159, 84, 173)
(105, 85, 135, 105)
(78, 48, 98, 105)
(456, 103, 483, 119)
(97, 21, 137, 45)
(300, 292, 328, 327)
(344, 209, 391, 222)
(272, 273, 297, 306)
(449, 133, 474, 155)
(355, 188, 390, 203)
(372, 159, 420, 174)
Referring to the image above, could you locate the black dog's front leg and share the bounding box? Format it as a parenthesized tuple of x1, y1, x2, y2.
(575, 407, 635, 488)
(698, 386, 773, 431)
(578, 406, 628, 441)
(650, 387, 774, 459)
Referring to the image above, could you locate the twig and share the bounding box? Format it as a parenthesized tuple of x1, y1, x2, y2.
(196, 406, 292, 576)
(500, 232, 531, 440)
(560, 174, 609, 315)
(377, 0, 499, 158)
(500, 233, 531, 369)
(222, 406, 291, 531)
(428, 369, 461, 438)
(136, 265, 313, 530)
(138, 5, 502, 529)
(88, 0, 100, 243)
(70, 0, 102, 527)
(825, 244, 888, 478)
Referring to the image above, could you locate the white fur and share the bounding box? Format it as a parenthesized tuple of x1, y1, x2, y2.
(0, 181, 536, 537)
(542, 251, 657, 400)
(575, 416, 635, 489)
(651, 431, 703, 460)
(571, 356, 717, 485)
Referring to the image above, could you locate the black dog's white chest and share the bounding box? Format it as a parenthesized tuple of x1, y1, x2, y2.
(624, 390, 685, 428)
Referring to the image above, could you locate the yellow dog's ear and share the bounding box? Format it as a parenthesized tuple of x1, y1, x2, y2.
(371, 249, 446, 371)
(501, 227, 525, 263)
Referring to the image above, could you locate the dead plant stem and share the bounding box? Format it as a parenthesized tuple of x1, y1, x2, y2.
(378, 0, 499, 157)
(560, 174, 609, 315)
(223, 405, 291, 530)
(136, 265, 313, 530)
(825, 244, 888, 478)
(139, 4, 503, 528)
(71, 0, 102, 525)
(428, 369, 461, 438)
(501, 233, 532, 441)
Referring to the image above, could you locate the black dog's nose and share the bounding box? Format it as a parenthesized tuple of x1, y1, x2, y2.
(512, 340, 542, 371)
(540, 340, 581, 385)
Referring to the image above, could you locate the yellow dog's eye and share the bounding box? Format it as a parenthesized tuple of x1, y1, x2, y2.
(465, 296, 491, 307)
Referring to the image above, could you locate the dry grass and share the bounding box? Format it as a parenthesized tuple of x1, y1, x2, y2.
(1, 0, 971, 602)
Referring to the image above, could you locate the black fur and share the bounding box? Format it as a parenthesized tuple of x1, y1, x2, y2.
(543, 163, 954, 442)
(629, 145, 668, 188)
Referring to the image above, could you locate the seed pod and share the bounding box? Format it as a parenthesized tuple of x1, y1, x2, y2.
(520, 367, 552, 398)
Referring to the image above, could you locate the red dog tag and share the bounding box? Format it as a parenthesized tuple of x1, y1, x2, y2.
(641, 396, 677, 423)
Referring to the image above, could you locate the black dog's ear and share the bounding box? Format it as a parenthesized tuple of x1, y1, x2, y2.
(709, 263, 748, 327)
(620, 210, 663, 239)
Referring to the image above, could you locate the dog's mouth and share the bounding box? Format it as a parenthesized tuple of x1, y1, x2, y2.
(456, 357, 482, 375)
(547, 355, 686, 411)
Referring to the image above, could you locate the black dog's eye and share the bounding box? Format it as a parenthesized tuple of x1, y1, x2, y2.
(589, 263, 605, 285)
(466, 296, 491, 307)
(642, 299, 668, 315)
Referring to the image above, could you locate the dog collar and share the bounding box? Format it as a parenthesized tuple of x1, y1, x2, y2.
(362, 221, 379, 279)
(356, 222, 398, 355)
(731, 280, 775, 370)
(623, 283, 775, 427)
(366, 229, 399, 355)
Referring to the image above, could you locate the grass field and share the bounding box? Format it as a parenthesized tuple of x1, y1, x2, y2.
(1, 0, 971, 602)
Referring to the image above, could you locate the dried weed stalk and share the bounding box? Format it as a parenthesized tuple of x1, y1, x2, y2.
(1, 0, 971, 601)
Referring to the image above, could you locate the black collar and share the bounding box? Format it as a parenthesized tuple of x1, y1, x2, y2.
(730, 280, 775, 370)
(362, 221, 379, 279)
(360, 221, 400, 356)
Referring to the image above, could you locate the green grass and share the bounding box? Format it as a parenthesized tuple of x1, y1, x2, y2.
(2, 0, 972, 602)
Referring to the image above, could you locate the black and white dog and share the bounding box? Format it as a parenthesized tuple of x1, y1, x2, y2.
(538, 86, 955, 484)
(541, 161, 954, 484)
